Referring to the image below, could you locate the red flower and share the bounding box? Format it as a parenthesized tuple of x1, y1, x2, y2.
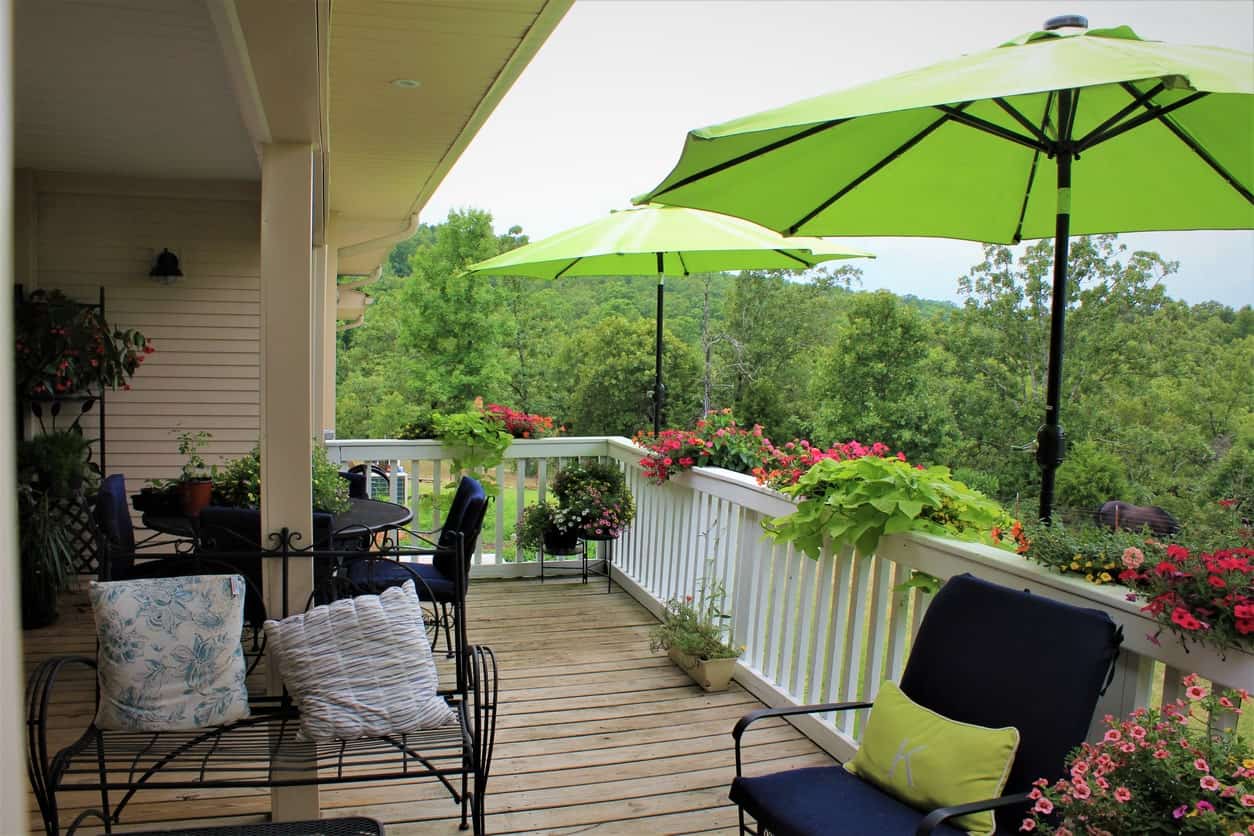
(1170, 607, 1203, 631)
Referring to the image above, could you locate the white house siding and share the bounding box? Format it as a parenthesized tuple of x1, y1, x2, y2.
(22, 171, 261, 511)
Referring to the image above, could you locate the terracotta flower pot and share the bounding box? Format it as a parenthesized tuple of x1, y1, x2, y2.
(178, 479, 214, 517)
(667, 647, 738, 692)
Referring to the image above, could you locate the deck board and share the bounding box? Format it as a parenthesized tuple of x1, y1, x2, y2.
(24, 576, 835, 834)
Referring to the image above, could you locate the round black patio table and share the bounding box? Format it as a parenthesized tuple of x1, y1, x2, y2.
(141, 497, 414, 541)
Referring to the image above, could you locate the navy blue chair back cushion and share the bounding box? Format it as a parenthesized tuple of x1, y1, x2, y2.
(899, 574, 1120, 826)
(433, 476, 488, 582)
(95, 474, 136, 577)
(339, 470, 368, 499)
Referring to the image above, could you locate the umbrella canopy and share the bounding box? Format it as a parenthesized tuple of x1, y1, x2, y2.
(637, 17, 1254, 519)
(465, 204, 873, 433)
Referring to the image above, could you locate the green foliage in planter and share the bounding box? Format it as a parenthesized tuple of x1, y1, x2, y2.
(1018, 519, 1152, 585)
(177, 430, 213, 481)
(553, 461, 636, 537)
(516, 501, 580, 551)
(18, 483, 78, 614)
(432, 409, 511, 473)
(211, 444, 350, 514)
(16, 288, 152, 397)
(649, 577, 743, 661)
(765, 455, 1010, 558)
(18, 426, 97, 497)
(396, 411, 437, 440)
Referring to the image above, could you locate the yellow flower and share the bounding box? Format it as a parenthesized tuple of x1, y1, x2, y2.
(1070, 562, 1081, 571)
(1243, 757, 1254, 769)
(1085, 574, 1094, 582)
(1099, 572, 1113, 583)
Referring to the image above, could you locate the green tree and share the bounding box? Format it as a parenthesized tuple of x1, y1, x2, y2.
(810, 290, 955, 458)
(560, 316, 701, 437)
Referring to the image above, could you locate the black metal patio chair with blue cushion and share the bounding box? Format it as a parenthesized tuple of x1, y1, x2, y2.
(94, 474, 191, 580)
(342, 475, 490, 657)
(730, 573, 1122, 836)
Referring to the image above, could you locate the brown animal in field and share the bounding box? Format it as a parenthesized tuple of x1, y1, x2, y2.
(1096, 500, 1180, 537)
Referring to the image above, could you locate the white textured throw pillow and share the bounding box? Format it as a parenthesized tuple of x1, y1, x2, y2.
(89, 574, 251, 731)
(264, 579, 455, 741)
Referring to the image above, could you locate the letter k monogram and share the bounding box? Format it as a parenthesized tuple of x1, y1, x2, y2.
(888, 738, 927, 788)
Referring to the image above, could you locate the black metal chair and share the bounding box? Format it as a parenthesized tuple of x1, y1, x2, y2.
(342, 475, 489, 655)
(729, 573, 1122, 835)
(93, 474, 193, 580)
(339, 469, 369, 499)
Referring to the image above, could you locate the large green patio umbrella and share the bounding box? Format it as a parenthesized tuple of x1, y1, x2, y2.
(636, 16, 1253, 520)
(464, 204, 873, 434)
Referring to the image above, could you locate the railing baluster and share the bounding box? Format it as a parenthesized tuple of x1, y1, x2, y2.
(883, 563, 910, 683)
(791, 550, 820, 701)
(821, 546, 853, 726)
(837, 553, 871, 736)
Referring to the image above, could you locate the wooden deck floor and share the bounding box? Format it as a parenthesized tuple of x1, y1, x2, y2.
(24, 577, 835, 835)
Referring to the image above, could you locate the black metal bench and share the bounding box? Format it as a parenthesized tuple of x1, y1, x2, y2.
(27, 529, 498, 836)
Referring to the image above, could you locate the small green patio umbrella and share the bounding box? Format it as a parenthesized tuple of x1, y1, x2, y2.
(637, 16, 1253, 520)
(464, 204, 873, 434)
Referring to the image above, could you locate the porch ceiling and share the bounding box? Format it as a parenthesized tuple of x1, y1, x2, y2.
(327, 0, 572, 237)
(13, 0, 258, 180)
(13, 0, 572, 276)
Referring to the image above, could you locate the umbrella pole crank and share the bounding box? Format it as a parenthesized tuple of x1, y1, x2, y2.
(1037, 126, 1075, 524)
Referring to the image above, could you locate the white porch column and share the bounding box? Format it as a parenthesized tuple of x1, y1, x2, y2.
(259, 141, 318, 820)
(0, 1, 28, 830)
(318, 236, 337, 437)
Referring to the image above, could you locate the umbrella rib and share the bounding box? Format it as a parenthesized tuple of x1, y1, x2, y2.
(1011, 94, 1056, 244)
(785, 106, 965, 234)
(552, 258, 582, 279)
(935, 105, 1049, 152)
(1096, 85, 1253, 205)
(993, 98, 1052, 146)
(676, 252, 691, 276)
(1075, 81, 1167, 149)
(1077, 90, 1207, 151)
(771, 249, 814, 268)
(649, 118, 850, 199)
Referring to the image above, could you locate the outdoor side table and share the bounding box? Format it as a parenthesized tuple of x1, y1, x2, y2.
(125, 817, 385, 836)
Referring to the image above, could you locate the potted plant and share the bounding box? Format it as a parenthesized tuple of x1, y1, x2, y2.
(552, 461, 636, 539)
(211, 443, 350, 515)
(15, 288, 152, 399)
(175, 430, 215, 516)
(650, 577, 744, 691)
(18, 482, 77, 628)
(1022, 675, 1251, 834)
(17, 423, 97, 498)
(517, 501, 581, 555)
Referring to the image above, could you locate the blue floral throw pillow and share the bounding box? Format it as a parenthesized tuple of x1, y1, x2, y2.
(89, 575, 251, 731)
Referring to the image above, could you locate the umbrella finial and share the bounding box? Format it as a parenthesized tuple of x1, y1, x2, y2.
(1044, 14, 1088, 31)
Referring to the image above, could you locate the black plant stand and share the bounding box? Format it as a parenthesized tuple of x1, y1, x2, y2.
(538, 537, 586, 584)
(580, 534, 617, 593)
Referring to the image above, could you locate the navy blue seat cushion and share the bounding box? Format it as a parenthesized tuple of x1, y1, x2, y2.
(730, 765, 965, 836)
(343, 558, 454, 602)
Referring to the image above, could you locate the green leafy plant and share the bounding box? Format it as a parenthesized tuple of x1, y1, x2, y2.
(15, 288, 152, 398)
(177, 430, 213, 481)
(433, 408, 512, 473)
(18, 425, 97, 497)
(211, 443, 350, 514)
(1016, 519, 1153, 586)
(516, 501, 581, 551)
(649, 576, 743, 661)
(764, 456, 1010, 558)
(17, 482, 78, 627)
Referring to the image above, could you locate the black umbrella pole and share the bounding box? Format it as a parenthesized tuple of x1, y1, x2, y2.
(653, 272, 665, 436)
(1037, 151, 1073, 523)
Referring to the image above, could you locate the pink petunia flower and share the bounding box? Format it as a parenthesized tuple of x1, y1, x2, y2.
(1113, 787, 1132, 802)
(1201, 775, 1221, 791)
(1032, 797, 1053, 815)
(1020, 820, 1036, 832)
(1195, 758, 1210, 773)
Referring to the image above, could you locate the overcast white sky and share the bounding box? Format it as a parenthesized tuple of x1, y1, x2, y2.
(424, 0, 1254, 308)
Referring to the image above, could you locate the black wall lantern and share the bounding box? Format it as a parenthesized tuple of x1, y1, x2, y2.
(149, 248, 183, 285)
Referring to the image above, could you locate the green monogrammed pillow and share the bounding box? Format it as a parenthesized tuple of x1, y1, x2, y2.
(844, 681, 1020, 835)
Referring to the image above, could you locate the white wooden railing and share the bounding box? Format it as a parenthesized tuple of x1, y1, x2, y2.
(328, 436, 1253, 761)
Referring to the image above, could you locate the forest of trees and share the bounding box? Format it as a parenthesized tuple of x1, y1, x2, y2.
(337, 208, 1252, 527)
